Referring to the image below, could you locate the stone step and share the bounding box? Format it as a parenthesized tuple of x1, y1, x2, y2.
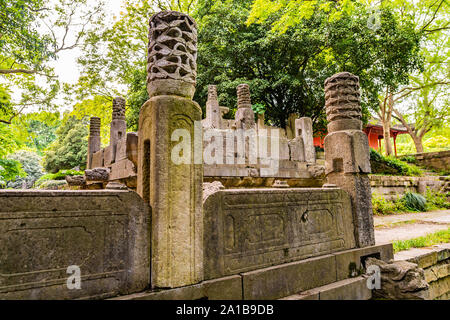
(279, 276, 372, 300)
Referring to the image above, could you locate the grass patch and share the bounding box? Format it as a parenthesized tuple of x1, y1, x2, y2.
(393, 228, 450, 253)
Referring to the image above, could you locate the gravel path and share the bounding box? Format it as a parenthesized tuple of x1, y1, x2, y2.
(374, 210, 450, 245)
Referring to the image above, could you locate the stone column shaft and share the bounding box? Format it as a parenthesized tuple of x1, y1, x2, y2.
(110, 97, 127, 147)
(138, 10, 203, 289)
(87, 117, 101, 169)
(324, 72, 375, 247)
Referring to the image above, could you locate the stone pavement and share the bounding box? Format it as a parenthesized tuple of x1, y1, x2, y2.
(374, 210, 450, 245)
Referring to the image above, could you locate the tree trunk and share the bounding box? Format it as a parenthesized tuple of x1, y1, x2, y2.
(382, 120, 393, 156)
(413, 137, 424, 153)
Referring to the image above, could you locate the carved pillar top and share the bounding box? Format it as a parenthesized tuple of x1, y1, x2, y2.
(324, 72, 362, 132)
(237, 84, 251, 108)
(207, 85, 218, 103)
(112, 97, 126, 120)
(89, 117, 101, 136)
(147, 11, 198, 99)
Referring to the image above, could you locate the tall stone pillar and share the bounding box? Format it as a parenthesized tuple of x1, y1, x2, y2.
(137, 11, 203, 288)
(323, 72, 375, 247)
(87, 117, 101, 169)
(235, 84, 255, 130)
(204, 85, 221, 128)
(295, 117, 315, 163)
(110, 97, 127, 146)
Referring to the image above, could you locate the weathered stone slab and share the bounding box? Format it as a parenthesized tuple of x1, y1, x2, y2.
(104, 145, 115, 167)
(333, 243, 394, 281)
(113, 275, 242, 300)
(115, 132, 138, 165)
(241, 254, 337, 300)
(91, 150, 104, 168)
(109, 159, 137, 181)
(85, 167, 110, 182)
(295, 117, 315, 163)
(281, 276, 371, 300)
(203, 188, 356, 280)
(0, 190, 150, 300)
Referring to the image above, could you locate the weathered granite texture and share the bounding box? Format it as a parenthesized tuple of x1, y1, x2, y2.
(203, 188, 356, 280)
(366, 258, 429, 300)
(0, 190, 150, 299)
(138, 11, 203, 289)
(324, 72, 375, 248)
(147, 11, 197, 98)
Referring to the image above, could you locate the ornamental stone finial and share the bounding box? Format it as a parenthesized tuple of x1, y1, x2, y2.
(147, 11, 198, 98)
(324, 72, 362, 132)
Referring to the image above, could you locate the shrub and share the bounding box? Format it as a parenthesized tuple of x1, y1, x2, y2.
(372, 194, 409, 215)
(399, 155, 416, 164)
(370, 149, 422, 176)
(402, 192, 427, 212)
(6, 150, 43, 189)
(425, 189, 450, 210)
(35, 169, 84, 188)
(37, 180, 68, 190)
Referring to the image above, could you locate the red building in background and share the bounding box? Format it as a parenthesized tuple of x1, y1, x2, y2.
(313, 121, 408, 157)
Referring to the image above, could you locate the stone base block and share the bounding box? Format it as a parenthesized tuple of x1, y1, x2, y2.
(280, 276, 372, 300)
(0, 190, 150, 300)
(112, 275, 242, 300)
(242, 254, 337, 300)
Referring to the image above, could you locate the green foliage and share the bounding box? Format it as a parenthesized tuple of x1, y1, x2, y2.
(0, 158, 25, 188)
(35, 169, 83, 187)
(36, 179, 68, 190)
(70, 96, 112, 146)
(6, 149, 43, 189)
(425, 189, 450, 210)
(396, 126, 450, 155)
(1, 0, 104, 125)
(372, 194, 409, 215)
(370, 149, 422, 176)
(402, 192, 427, 212)
(42, 115, 88, 173)
(393, 228, 450, 253)
(399, 155, 416, 164)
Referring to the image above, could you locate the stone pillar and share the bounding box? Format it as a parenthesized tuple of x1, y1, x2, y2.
(87, 117, 101, 169)
(286, 113, 298, 139)
(257, 112, 265, 130)
(137, 11, 203, 289)
(204, 85, 221, 128)
(323, 72, 375, 247)
(110, 97, 127, 146)
(235, 84, 255, 130)
(295, 117, 315, 163)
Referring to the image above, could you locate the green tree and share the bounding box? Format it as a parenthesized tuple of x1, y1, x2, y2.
(42, 115, 88, 173)
(70, 96, 112, 146)
(6, 149, 43, 188)
(0, 123, 25, 187)
(0, 0, 104, 124)
(8, 111, 62, 155)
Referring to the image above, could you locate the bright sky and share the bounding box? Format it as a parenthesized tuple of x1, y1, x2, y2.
(51, 0, 126, 85)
